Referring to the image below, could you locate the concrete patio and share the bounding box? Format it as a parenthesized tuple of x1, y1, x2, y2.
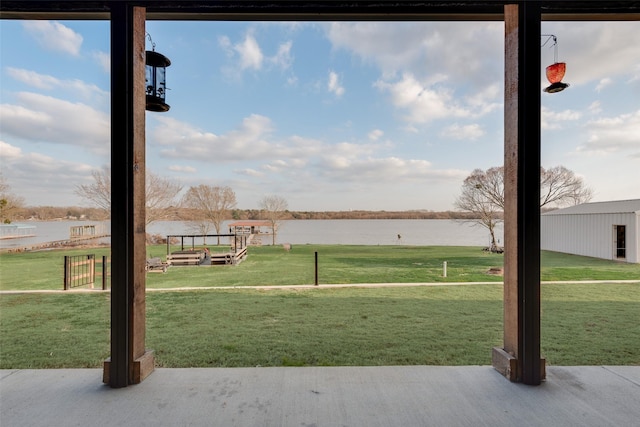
(1, 365, 638, 426)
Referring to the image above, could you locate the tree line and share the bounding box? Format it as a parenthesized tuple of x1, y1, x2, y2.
(7, 206, 481, 222)
(2, 164, 592, 248)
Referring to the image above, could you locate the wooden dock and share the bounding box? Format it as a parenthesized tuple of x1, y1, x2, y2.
(166, 246, 248, 266)
(166, 250, 206, 266)
(1, 234, 110, 253)
(1, 223, 109, 252)
(165, 233, 250, 266)
(208, 246, 248, 265)
(0, 224, 36, 240)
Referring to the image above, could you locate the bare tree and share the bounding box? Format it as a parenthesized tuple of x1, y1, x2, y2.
(259, 195, 289, 245)
(455, 169, 503, 251)
(0, 173, 25, 224)
(186, 207, 213, 244)
(145, 171, 183, 225)
(455, 165, 593, 250)
(540, 166, 593, 208)
(75, 168, 111, 215)
(75, 167, 182, 226)
(181, 185, 237, 245)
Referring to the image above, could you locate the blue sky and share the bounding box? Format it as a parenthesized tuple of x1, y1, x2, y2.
(1, 19, 638, 211)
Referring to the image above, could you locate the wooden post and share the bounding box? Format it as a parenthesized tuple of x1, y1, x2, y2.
(89, 254, 95, 289)
(63, 256, 70, 290)
(102, 255, 108, 290)
(104, 4, 154, 388)
(493, 2, 544, 385)
(315, 251, 318, 286)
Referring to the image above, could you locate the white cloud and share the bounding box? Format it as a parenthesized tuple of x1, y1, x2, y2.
(595, 77, 613, 92)
(6, 68, 108, 103)
(92, 51, 110, 73)
(325, 22, 502, 87)
(316, 154, 467, 185)
(368, 129, 384, 141)
(219, 32, 264, 72)
(168, 165, 197, 173)
(0, 140, 94, 206)
(464, 83, 502, 117)
(629, 64, 640, 83)
(0, 92, 110, 154)
(220, 31, 295, 80)
(148, 113, 464, 195)
(235, 33, 264, 70)
(270, 40, 293, 70)
(374, 73, 469, 124)
(23, 21, 83, 56)
(0, 140, 23, 159)
(440, 123, 484, 140)
(328, 71, 345, 97)
(234, 168, 264, 177)
(588, 101, 602, 115)
(577, 110, 640, 155)
(542, 22, 640, 87)
(6, 68, 59, 90)
(541, 106, 582, 130)
(152, 114, 276, 161)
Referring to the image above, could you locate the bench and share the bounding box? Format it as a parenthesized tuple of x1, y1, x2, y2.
(146, 257, 168, 273)
(166, 251, 205, 266)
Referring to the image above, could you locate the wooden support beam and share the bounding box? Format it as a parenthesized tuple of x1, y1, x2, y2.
(105, 4, 154, 388)
(493, 2, 544, 385)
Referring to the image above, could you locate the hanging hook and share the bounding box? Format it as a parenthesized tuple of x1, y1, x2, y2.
(146, 32, 156, 51)
(541, 34, 558, 63)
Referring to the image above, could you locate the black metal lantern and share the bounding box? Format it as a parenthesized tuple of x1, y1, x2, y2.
(145, 47, 171, 112)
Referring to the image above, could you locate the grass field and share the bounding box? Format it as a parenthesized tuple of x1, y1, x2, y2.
(1, 244, 639, 291)
(1, 245, 638, 369)
(1, 283, 638, 369)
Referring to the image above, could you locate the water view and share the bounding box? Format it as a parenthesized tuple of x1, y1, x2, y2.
(0, 219, 503, 249)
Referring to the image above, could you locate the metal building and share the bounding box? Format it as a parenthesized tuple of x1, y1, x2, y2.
(541, 199, 640, 263)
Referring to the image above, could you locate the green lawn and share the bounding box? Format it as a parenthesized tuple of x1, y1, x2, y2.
(1, 283, 638, 369)
(1, 245, 638, 369)
(1, 245, 639, 291)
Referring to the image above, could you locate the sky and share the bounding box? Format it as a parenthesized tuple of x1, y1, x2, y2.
(0, 19, 639, 212)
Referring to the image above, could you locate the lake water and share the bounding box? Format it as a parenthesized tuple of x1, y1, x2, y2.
(1, 219, 503, 249)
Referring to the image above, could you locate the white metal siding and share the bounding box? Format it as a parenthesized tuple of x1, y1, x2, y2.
(541, 212, 639, 263)
(632, 213, 639, 263)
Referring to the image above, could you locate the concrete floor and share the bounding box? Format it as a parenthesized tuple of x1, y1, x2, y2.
(1, 366, 639, 426)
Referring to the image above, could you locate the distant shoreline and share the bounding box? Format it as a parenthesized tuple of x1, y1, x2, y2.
(11, 209, 491, 222)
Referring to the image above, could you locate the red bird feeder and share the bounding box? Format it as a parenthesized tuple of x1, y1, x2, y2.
(544, 62, 569, 93)
(542, 34, 569, 94)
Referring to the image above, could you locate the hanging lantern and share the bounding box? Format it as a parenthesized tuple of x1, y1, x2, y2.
(542, 34, 569, 94)
(145, 43, 171, 112)
(544, 62, 569, 93)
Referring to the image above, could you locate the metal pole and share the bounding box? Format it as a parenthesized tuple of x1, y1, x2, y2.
(64, 255, 69, 290)
(314, 251, 318, 286)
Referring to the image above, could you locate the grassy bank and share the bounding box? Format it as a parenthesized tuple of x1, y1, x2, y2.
(1, 283, 638, 369)
(1, 245, 639, 291)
